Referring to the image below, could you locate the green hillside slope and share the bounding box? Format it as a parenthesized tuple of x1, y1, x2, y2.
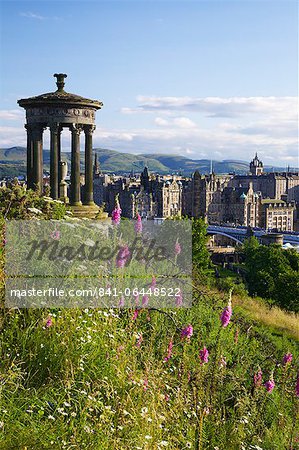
(0, 147, 297, 177)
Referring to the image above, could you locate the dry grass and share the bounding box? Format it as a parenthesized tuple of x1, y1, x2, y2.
(233, 293, 299, 341)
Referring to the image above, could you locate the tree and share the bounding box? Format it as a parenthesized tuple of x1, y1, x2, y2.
(242, 239, 299, 312)
(192, 218, 211, 272)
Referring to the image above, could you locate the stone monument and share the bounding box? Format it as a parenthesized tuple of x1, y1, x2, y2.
(18, 73, 103, 217)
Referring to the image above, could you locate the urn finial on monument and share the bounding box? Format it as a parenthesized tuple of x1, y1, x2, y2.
(54, 73, 67, 92)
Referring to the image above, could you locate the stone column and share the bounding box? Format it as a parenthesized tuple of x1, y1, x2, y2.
(83, 125, 95, 205)
(25, 124, 33, 189)
(57, 125, 62, 183)
(31, 124, 44, 193)
(70, 124, 82, 206)
(50, 123, 59, 199)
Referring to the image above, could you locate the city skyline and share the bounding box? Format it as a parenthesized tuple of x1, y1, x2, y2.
(0, 0, 298, 166)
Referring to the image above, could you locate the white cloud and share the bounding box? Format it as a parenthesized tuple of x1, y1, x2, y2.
(173, 117, 196, 128)
(20, 12, 62, 21)
(20, 12, 46, 20)
(0, 94, 298, 167)
(155, 116, 196, 128)
(0, 110, 24, 121)
(154, 117, 169, 127)
(134, 95, 297, 120)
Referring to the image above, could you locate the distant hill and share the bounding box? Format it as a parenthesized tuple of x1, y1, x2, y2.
(0, 147, 297, 177)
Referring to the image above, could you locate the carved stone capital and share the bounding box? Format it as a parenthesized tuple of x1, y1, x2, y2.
(30, 124, 45, 140)
(84, 124, 96, 136)
(50, 123, 61, 134)
(70, 124, 83, 135)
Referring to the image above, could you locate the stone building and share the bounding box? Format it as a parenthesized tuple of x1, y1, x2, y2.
(260, 199, 295, 232)
(231, 155, 299, 202)
(183, 171, 233, 221)
(184, 153, 298, 229)
(221, 183, 261, 227)
(93, 166, 184, 219)
(249, 153, 264, 175)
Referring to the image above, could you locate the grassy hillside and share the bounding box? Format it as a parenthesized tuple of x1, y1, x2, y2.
(0, 190, 298, 449)
(0, 285, 298, 450)
(1, 147, 296, 177)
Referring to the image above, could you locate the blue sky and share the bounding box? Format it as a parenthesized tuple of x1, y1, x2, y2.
(0, 0, 298, 166)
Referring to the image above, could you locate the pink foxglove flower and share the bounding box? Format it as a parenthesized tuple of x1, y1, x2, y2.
(199, 346, 209, 364)
(220, 294, 232, 328)
(254, 368, 263, 388)
(50, 230, 60, 240)
(143, 378, 148, 391)
(132, 309, 139, 321)
(181, 324, 193, 340)
(175, 289, 183, 307)
(112, 207, 121, 225)
(282, 353, 293, 365)
(142, 295, 149, 307)
(112, 196, 122, 225)
(133, 294, 140, 307)
(264, 373, 275, 393)
(116, 245, 130, 268)
(116, 257, 126, 268)
(164, 339, 173, 362)
(45, 317, 53, 328)
(150, 276, 156, 290)
(135, 213, 142, 233)
(264, 379, 275, 393)
(174, 241, 181, 255)
(118, 296, 125, 308)
(136, 333, 143, 348)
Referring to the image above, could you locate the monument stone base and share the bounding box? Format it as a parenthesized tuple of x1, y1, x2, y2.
(69, 204, 108, 220)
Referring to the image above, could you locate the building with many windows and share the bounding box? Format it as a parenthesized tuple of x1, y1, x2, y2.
(260, 199, 295, 232)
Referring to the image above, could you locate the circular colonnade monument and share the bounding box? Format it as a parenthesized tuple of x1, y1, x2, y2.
(18, 73, 103, 217)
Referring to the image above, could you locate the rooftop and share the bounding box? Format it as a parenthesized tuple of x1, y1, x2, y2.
(18, 73, 103, 110)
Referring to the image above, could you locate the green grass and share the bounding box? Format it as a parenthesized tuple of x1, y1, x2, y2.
(0, 285, 298, 450)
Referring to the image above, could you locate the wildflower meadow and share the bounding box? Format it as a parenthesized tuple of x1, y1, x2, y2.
(0, 184, 298, 450)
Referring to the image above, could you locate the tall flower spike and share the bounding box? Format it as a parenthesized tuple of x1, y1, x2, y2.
(174, 240, 181, 255)
(116, 245, 130, 268)
(220, 291, 232, 327)
(254, 368, 263, 388)
(142, 295, 149, 307)
(135, 213, 142, 233)
(181, 324, 193, 340)
(118, 296, 125, 308)
(175, 289, 183, 307)
(282, 352, 293, 365)
(164, 339, 173, 362)
(199, 346, 209, 364)
(150, 276, 156, 290)
(112, 194, 122, 225)
(264, 371, 275, 393)
(132, 309, 139, 321)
